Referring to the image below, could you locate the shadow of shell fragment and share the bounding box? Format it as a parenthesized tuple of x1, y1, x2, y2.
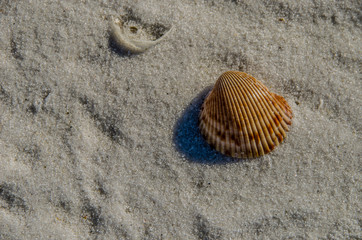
(110, 17, 173, 54)
(199, 71, 293, 159)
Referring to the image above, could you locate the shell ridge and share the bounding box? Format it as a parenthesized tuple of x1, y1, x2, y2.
(217, 73, 245, 157)
(240, 72, 289, 126)
(200, 91, 214, 147)
(229, 73, 264, 157)
(270, 93, 293, 124)
(204, 79, 230, 156)
(227, 74, 252, 157)
(217, 82, 228, 154)
(250, 77, 292, 126)
(227, 74, 255, 158)
(222, 79, 243, 157)
(209, 88, 221, 150)
(219, 74, 244, 157)
(259, 93, 285, 141)
(237, 73, 284, 149)
(269, 95, 292, 127)
(242, 75, 287, 142)
(206, 91, 216, 149)
(251, 89, 281, 149)
(234, 74, 264, 158)
(264, 93, 288, 139)
(225, 73, 258, 157)
(234, 73, 274, 155)
(237, 73, 275, 155)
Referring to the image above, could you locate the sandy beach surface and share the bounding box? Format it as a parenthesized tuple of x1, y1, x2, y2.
(0, 0, 361, 239)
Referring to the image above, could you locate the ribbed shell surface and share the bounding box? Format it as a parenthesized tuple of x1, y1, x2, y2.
(199, 71, 293, 158)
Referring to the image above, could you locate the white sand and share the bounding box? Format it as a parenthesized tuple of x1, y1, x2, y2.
(0, 0, 361, 239)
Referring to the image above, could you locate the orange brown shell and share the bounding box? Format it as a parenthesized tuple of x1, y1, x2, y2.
(199, 71, 293, 158)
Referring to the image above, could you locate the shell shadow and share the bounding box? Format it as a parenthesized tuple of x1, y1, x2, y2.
(173, 87, 237, 164)
(108, 36, 136, 57)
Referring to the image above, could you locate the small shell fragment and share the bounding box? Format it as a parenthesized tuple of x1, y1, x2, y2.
(199, 71, 293, 158)
(110, 17, 172, 54)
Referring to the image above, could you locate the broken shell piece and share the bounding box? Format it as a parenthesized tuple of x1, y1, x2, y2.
(110, 17, 172, 54)
(199, 71, 293, 158)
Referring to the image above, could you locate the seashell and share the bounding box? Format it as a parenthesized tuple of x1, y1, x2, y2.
(199, 71, 293, 158)
(110, 17, 173, 54)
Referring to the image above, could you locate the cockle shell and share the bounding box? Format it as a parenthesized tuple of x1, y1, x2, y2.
(199, 71, 293, 158)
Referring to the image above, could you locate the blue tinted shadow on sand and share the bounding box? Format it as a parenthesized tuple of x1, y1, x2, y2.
(109, 36, 137, 57)
(173, 87, 239, 164)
